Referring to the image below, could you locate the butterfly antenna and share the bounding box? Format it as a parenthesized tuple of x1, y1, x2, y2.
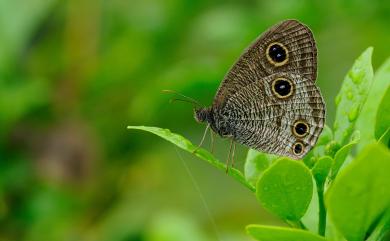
(162, 89, 202, 108)
(169, 98, 200, 108)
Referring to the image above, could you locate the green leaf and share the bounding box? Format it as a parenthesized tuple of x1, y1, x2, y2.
(312, 156, 333, 187)
(367, 209, 390, 241)
(333, 47, 374, 146)
(329, 135, 360, 180)
(246, 225, 326, 241)
(375, 87, 390, 145)
(316, 125, 333, 146)
(244, 149, 277, 186)
(127, 126, 256, 192)
(303, 125, 333, 168)
(145, 212, 211, 241)
(378, 128, 390, 148)
(324, 141, 341, 159)
(326, 143, 390, 241)
(356, 57, 390, 151)
(256, 158, 313, 221)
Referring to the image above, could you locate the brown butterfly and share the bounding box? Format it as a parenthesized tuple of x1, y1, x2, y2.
(193, 19, 325, 164)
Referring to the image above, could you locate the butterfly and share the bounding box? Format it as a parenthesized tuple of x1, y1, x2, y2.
(193, 19, 325, 161)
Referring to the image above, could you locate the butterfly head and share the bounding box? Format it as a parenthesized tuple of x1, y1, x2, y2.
(194, 107, 211, 123)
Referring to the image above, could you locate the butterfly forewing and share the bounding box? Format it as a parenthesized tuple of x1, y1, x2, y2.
(213, 19, 317, 109)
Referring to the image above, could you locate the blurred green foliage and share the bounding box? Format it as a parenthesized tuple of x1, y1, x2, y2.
(1, 0, 390, 240)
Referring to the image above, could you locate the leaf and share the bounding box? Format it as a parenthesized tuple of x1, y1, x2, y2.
(256, 158, 313, 221)
(326, 143, 390, 241)
(312, 156, 333, 187)
(378, 128, 390, 148)
(300, 185, 319, 234)
(366, 209, 390, 241)
(244, 149, 277, 186)
(246, 225, 326, 241)
(329, 135, 360, 180)
(333, 47, 374, 146)
(375, 87, 390, 146)
(316, 125, 333, 147)
(145, 212, 211, 241)
(127, 126, 256, 192)
(356, 57, 390, 151)
(324, 141, 341, 159)
(303, 125, 333, 168)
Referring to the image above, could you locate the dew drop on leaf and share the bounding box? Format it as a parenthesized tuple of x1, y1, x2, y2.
(348, 105, 360, 122)
(335, 94, 342, 106)
(347, 91, 354, 100)
(349, 67, 365, 84)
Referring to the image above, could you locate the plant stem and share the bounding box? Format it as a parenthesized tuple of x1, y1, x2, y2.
(317, 184, 326, 236)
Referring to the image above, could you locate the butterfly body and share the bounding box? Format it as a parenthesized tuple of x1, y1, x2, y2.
(195, 20, 325, 159)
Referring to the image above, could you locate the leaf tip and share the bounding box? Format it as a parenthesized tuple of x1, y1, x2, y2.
(127, 125, 142, 130)
(363, 46, 374, 57)
(245, 224, 259, 235)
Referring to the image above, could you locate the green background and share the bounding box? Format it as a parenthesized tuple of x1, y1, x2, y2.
(0, 0, 389, 240)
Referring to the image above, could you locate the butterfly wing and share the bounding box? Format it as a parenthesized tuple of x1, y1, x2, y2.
(216, 73, 325, 159)
(213, 19, 317, 109)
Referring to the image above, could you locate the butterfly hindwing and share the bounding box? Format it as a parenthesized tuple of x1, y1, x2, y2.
(215, 72, 325, 159)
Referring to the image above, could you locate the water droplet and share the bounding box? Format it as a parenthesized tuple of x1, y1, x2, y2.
(335, 94, 342, 106)
(346, 91, 354, 100)
(349, 68, 364, 84)
(348, 105, 360, 122)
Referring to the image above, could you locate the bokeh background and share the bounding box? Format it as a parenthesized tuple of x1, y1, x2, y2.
(1, 0, 389, 240)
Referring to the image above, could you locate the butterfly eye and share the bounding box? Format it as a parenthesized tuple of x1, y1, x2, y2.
(266, 42, 289, 66)
(271, 78, 294, 98)
(292, 142, 305, 155)
(292, 120, 310, 137)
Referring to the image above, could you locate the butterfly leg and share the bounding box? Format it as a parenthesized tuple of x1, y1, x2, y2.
(226, 139, 233, 173)
(209, 128, 215, 154)
(193, 124, 210, 153)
